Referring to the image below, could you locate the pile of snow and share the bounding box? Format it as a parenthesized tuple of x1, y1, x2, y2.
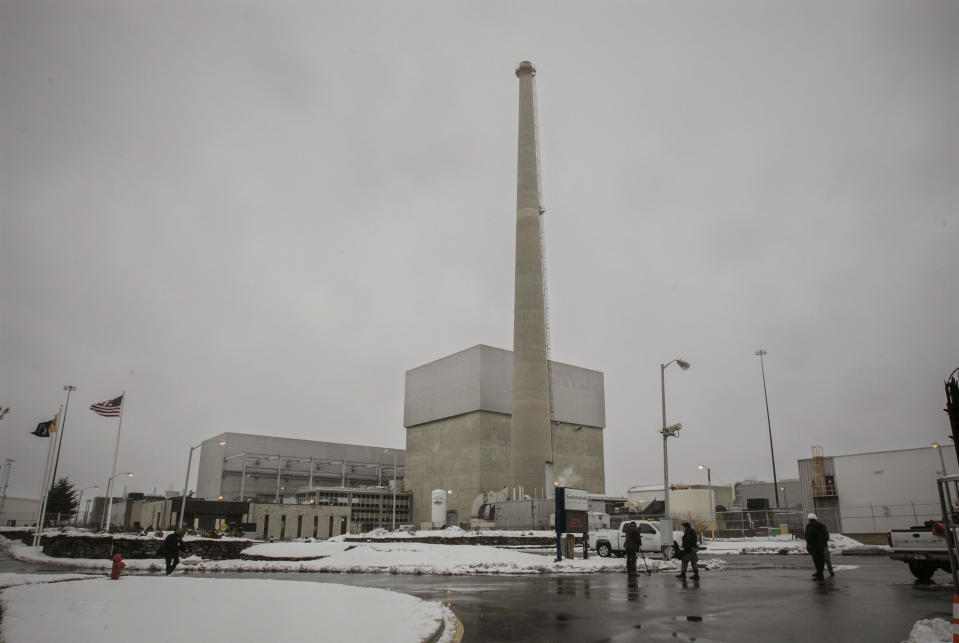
(336, 526, 554, 540)
(0, 573, 96, 588)
(0, 576, 456, 643)
(904, 618, 951, 643)
(699, 533, 884, 555)
(5, 526, 251, 542)
(241, 541, 353, 558)
(0, 535, 726, 576)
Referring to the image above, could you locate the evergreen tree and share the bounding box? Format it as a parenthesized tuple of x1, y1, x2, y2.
(46, 477, 78, 519)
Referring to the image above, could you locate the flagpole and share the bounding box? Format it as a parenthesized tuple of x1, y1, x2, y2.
(102, 392, 125, 532)
(48, 385, 76, 501)
(33, 408, 61, 547)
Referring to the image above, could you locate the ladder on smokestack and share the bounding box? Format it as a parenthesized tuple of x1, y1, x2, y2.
(531, 72, 556, 435)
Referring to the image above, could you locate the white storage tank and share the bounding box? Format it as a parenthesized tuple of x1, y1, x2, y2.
(431, 489, 447, 527)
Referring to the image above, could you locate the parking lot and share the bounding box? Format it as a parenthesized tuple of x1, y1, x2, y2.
(252, 554, 952, 642)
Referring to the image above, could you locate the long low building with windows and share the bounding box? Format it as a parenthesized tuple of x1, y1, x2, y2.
(294, 486, 411, 532)
(194, 432, 405, 503)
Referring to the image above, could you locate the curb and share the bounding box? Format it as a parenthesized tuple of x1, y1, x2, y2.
(422, 610, 464, 643)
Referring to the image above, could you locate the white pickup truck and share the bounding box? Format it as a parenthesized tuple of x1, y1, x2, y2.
(888, 522, 953, 581)
(593, 520, 683, 558)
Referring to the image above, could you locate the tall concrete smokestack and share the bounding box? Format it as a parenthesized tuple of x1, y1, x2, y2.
(510, 61, 553, 498)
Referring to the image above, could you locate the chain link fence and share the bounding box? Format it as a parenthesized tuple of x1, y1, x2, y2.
(714, 509, 807, 538)
(610, 510, 806, 538)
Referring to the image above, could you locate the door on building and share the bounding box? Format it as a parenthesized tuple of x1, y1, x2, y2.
(263, 515, 270, 540)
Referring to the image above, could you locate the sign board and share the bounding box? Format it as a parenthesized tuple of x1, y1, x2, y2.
(554, 487, 591, 562)
(565, 510, 588, 532)
(554, 487, 589, 534)
(564, 488, 588, 512)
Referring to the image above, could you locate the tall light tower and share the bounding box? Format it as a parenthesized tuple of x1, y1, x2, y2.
(755, 349, 780, 508)
(509, 60, 554, 499)
(661, 358, 690, 542)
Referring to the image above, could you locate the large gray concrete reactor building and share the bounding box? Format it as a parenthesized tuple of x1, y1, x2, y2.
(404, 346, 605, 525)
(404, 62, 606, 526)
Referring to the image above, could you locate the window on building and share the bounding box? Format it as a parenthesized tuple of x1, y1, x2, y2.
(297, 515, 303, 538)
(313, 516, 318, 539)
(328, 515, 334, 538)
(280, 515, 286, 540)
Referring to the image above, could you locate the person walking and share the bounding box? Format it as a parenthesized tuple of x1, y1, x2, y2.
(804, 513, 830, 580)
(675, 521, 700, 580)
(623, 521, 641, 576)
(162, 527, 184, 575)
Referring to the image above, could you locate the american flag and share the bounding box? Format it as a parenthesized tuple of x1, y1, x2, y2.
(90, 394, 123, 417)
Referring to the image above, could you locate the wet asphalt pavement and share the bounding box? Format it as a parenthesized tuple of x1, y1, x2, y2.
(2, 551, 952, 642)
(219, 555, 954, 642)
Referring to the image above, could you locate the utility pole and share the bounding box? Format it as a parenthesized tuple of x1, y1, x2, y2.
(0, 459, 13, 525)
(755, 350, 780, 508)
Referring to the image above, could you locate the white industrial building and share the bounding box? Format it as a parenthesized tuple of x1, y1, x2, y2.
(798, 445, 958, 538)
(625, 483, 733, 528)
(195, 433, 405, 503)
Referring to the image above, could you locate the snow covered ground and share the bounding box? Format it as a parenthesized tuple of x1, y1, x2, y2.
(0, 535, 725, 575)
(0, 576, 457, 643)
(337, 526, 885, 555)
(904, 618, 952, 643)
(0, 528, 880, 576)
(0, 572, 97, 588)
(698, 533, 885, 555)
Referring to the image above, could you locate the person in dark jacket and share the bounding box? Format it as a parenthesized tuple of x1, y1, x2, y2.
(675, 521, 700, 580)
(623, 521, 641, 576)
(804, 513, 830, 579)
(162, 528, 184, 575)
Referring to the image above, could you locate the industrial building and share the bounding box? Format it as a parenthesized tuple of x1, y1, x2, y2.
(404, 345, 605, 526)
(798, 445, 958, 539)
(293, 486, 411, 531)
(0, 497, 40, 527)
(194, 432, 404, 502)
(252, 501, 351, 540)
(625, 483, 733, 528)
(733, 478, 803, 510)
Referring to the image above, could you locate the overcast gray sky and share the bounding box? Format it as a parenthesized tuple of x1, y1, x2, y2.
(2, 1, 956, 502)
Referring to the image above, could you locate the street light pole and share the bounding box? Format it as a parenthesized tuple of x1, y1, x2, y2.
(755, 349, 780, 508)
(76, 485, 98, 526)
(384, 450, 397, 530)
(179, 445, 200, 529)
(103, 473, 133, 531)
(661, 358, 690, 553)
(698, 465, 714, 540)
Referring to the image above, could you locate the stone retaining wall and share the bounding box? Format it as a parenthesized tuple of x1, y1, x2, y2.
(0, 530, 255, 560)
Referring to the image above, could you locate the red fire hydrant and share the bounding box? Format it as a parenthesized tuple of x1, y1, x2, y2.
(110, 554, 126, 580)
